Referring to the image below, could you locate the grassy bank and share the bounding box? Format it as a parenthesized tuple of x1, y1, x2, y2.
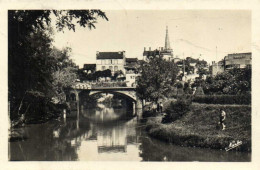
(145, 103, 251, 152)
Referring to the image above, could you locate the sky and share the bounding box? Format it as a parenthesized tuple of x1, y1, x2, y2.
(52, 10, 251, 68)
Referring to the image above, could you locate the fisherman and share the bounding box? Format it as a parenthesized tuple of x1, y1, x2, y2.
(159, 102, 163, 113)
(20, 114, 25, 126)
(219, 109, 226, 130)
(63, 108, 67, 119)
(157, 103, 160, 112)
(152, 102, 157, 113)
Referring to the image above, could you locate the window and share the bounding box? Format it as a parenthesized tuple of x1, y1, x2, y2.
(102, 66, 106, 71)
(114, 66, 118, 71)
(97, 60, 101, 64)
(109, 66, 113, 71)
(111, 60, 113, 64)
(245, 60, 251, 65)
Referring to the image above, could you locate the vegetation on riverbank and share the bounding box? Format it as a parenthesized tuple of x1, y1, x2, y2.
(9, 10, 108, 125)
(144, 103, 251, 152)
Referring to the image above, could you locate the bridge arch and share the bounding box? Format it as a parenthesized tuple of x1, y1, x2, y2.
(89, 90, 137, 102)
(66, 90, 81, 102)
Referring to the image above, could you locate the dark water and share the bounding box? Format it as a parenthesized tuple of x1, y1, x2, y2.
(9, 104, 250, 161)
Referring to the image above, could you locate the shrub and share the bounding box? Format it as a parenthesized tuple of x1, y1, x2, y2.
(193, 94, 251, 105)
(194, 86, 204, 95)
(177, 88, 184, 95)
(162, 96, 192, 123)
(176, 82, 183, 88)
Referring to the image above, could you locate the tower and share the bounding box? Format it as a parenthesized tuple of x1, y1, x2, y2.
(161, 26, 173, 59)
(143, 26, 173, 61)
(165, 26, 171, 51)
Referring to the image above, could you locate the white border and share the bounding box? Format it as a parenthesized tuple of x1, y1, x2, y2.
(1, 0, 259, 170)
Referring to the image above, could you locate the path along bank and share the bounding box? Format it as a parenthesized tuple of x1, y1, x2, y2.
(144, 102, 251, 152)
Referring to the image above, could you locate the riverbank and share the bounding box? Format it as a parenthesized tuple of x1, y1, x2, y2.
(145, 103, 251, 152)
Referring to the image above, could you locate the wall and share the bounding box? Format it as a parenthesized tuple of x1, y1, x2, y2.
(211, 64, 225, 76)
(96, 59, 125, 74)
(125, 73, 137, 87)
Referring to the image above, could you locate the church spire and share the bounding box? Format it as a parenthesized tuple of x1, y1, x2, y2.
(165, 26, 171, 50)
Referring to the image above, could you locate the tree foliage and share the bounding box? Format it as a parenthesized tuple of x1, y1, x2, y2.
(199, 68, 251, 95)
(8, 10, 108, 121)
(162, 96, 192, 123)
(136, 57, 179, 102)
(79, 69, 113, 81)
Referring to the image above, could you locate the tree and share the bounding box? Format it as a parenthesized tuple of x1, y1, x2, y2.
(197, 67, 209, 78)
(198, 67, 251, 95)
(51, 47, 78, 103)
(103, 69, 112, 80)
(136, 57, 179, 102)
(8, 10, 108, 121)
(162, 95, 192, 123)
(183, 81, 193, 94)
(112, 70, 124, 80)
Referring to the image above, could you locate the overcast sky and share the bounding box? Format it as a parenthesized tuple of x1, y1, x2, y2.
(52, 10, 251, 68)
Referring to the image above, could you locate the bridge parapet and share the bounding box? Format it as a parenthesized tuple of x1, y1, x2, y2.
(72, 81, 136, 89)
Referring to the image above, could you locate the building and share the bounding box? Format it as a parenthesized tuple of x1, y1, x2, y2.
(173, 57, 181, 63)
(210, 52, 252, 76)
(210, 60, 225, 76)
(96, 51, 126, 75)
(224, 52, 251, 69)
(124, 58, 139, 87)
(143, 26, 173, 61)
(83, 64, 96, 74)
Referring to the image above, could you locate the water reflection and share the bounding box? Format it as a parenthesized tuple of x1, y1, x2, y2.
(9, 105, 250, 161)
(97, 124, 127, 153)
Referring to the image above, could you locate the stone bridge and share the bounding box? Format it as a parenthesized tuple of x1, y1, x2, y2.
(68, 82, 142, 111)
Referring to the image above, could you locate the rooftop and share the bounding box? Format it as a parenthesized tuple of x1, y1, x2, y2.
(126, 58, 138, 62)
(83, 64, 96, 70)
(96, 51, 125, 59)
(228, 52, 251, 55)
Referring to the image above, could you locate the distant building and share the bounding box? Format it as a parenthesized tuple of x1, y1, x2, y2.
(173, 57, 181, 63)
(210, 60, 225, 76)
(224, 52, 251, 69)
(183, 74, 200, 82)
(96, 51, 126, 75)
(125, 58, 138, 68)
(125, 58, 139, 87)
(210, 52, 252, 76)
(83, 64, 96, 74)
(143, 26, 173, 61)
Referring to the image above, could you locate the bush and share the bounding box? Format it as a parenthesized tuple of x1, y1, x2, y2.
(176, 82, 183, 88)
(194, 86, 204, 95)
(162, 96, 192, 123)
(193, 94, 251, 105)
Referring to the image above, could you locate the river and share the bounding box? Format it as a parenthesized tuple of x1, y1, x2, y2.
(9, 104, 250, 161)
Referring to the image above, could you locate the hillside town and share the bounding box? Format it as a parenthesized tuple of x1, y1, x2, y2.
(79, 26, 251, 92)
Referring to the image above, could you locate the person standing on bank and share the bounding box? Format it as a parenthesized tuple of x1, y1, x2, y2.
(159, 102, 163, 113)
(157, 103, 160, 112)
(219, 109, 226, 130)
